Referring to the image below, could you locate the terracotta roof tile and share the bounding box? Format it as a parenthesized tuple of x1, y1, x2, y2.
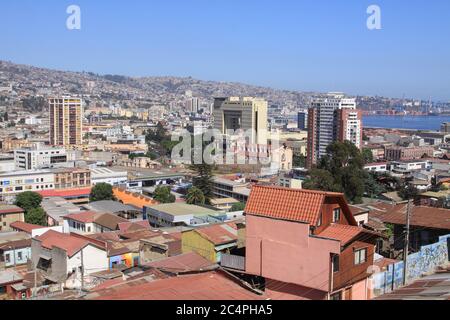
(37, 187, 91, 198)
(10, 221, 43, 234)
(64, 211, 100, 223)
(245, 185, 343, 224)
(36, 230, 97, 257)
(318, 224, 373, 245)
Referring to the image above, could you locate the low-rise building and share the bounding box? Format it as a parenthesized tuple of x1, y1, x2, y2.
(0, 205, 25, 232)
(364, 162, 388, 173)
(52, 167, 91, 189)
(14, 146, 67, 170)
(31, 230, 109, 288)
(144, 203, 222, 227)
(91, 168, 128, 186)
(182, 223, 238, 263)
(0, 170, 55, 202)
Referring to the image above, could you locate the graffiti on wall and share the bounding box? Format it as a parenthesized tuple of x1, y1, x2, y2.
(371, 234, 450, 298)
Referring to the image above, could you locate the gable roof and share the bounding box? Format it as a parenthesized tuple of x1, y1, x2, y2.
(245, 185, 356, 225)
(10, 221, 43, 234)
(195, 223, 238, 246)
(64, 211, 100, 223)
(36, 230, 99, 257)
(93, 213, 128, 231)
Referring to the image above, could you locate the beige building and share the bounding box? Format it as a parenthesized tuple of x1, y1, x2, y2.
(213, 97, 268, 145)
(53, 168, 91, 189)
(0, 205, 25, 232)
(49, 97, 83, 146)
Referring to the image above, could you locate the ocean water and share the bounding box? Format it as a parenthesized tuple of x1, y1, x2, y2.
(363, 115, 450, 131)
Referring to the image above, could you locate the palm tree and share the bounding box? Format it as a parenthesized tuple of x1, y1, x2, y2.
(186, 187, 206, 205)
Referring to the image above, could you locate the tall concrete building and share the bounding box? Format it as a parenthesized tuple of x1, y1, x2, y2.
(185, 97, 200, 113)
(213, 97, 268, 145)
(307, 93, 362, 169)
(49, 97, 83, 146)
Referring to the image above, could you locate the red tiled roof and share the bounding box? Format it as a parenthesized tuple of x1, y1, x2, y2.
(88, 271, 265, 300)
(37, 187, 92, 198)
(379, 205, 450, 230)
(195, 223, 238, 246)
(0, 205, 24, 215)
(245, 185, 345, 225)
(64, 211, 99, 223)
(117, 220, 150, 233)
(318, 224, 373, 246)
(10, 221, 43, 234)
(36, 230, 98, 257)
(144, 252, 216, 273)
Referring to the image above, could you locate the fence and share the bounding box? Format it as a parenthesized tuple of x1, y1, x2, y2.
(220, 253, 246, 271)
(370, 234, 450, 298)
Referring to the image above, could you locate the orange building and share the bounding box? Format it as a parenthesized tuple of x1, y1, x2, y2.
(113, 187, 158, 209)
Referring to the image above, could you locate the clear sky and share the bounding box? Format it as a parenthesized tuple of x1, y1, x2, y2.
(1, 0, 449, 101)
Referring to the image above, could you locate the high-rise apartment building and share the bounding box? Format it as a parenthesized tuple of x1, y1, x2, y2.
(306, 93, 362, 169)
(213, 97, 268, 145)
(297, 111, 308, 130)
(49, 97, 83, 146)
(185, 97, 200, 113)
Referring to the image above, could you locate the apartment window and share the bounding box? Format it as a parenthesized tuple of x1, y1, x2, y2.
(354, 248, 367, 265)
(330, 292, 342, 300)
(333, 208, 341, 223)
(332, 255, 340, 273)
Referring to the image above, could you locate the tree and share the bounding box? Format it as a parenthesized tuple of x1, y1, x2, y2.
(306, 141, 367, 204)
(364, 172, 386, 198)
(303, 169, 341, 193)
(293, 154, 306, 168)
(362, 148, 374, 164)
(231, 202, 246, 212)
(398, 185, 419, 201)
(185, 187, 206, 205)
(190, 163, 214, 204)
(15, 192, 43, 212)
(25, 207, 47, 226)
(153, 186, 176, 204)
(90, 183, 114, 202)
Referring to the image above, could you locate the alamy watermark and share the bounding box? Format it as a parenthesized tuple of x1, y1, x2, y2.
(170, 128, 283, 171)
(367, 5, 382, 30)
(66, 5, 81, 30)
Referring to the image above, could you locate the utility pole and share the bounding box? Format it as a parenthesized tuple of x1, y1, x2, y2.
(80, 249, 85, 293)
(33, 263, 37, 300)
(403, 199, 412, 286)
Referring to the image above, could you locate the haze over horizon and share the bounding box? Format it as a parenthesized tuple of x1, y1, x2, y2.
(1, 0, 449, 101)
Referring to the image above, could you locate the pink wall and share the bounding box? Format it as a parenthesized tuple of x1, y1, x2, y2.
(265, 280, 328, 300)
(246, 215, 341, 292)
(349, 278, 368, 300)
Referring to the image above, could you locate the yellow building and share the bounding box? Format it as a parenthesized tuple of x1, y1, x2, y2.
(182, 223, 238, 263)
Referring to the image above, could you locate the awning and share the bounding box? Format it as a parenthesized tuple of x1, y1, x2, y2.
(39, 254, 52, 260)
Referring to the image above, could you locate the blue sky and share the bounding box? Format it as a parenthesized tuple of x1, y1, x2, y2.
(1, 0, 449, 101)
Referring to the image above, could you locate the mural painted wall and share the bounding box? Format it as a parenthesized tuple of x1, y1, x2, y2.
(370, 234, 450, 298)
(109, 253, 139, 269)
